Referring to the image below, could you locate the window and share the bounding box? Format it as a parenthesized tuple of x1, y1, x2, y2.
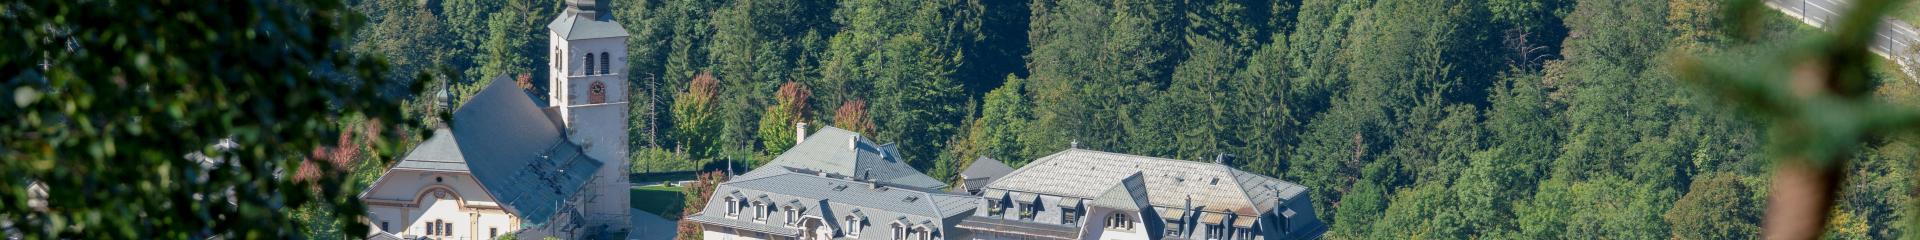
(585, 53, 596, 75)
(426, 220, 436, 235)
(844, 217, 862, 237)
(1168, 222, 1183, 236)
(444, 222, 453, 236)
(1207, 224, 1223, 240)
(588, 81, 607, 104)
(1018, 203, 1036, 220)
(1062, 208, 1077, 225)
(1236, 227, 1253, 240)
(726, 197, 739, 217)
(892, 224, 904, 240)
(987, 200, 1004, 217)
(599, 52, 610, 75)
(754, 202, 767, 222)
(491, 227, 498, 239)
(785, 207, 799, 227)
(1107, 213, 1132, 230)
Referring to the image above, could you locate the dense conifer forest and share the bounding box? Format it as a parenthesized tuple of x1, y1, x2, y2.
(346, 0, 1920, 238)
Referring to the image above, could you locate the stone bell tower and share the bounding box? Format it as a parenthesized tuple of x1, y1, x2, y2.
(547, 0, 630, 233)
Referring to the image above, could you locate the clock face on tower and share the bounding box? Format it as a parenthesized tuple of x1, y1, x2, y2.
(589, 81, 607, 104)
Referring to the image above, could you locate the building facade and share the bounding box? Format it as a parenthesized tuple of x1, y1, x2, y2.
(688, 126, 976, 240)
(959, 149, 1325, 240)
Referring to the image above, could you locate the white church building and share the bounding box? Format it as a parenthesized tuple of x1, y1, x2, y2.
(360, 0, 634, 238)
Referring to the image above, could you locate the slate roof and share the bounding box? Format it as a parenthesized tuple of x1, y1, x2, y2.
(391, 127, 470, 172)
(959, 157, 1015, 192)
(547, 5, 629, 40)
(687, 170, 977, 238)
(442, 75, 603, 227)
(1090, 172, 1151, 211)
(983, 149, 1308, 216)
(742, 127, 947, 189)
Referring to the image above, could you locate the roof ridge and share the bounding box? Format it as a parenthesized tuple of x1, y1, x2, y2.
(982, 149, 1075, 189)
(1215, 163, 1263, 215)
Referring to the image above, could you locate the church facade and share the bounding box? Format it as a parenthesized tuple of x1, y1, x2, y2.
(360, 0, 633, 239)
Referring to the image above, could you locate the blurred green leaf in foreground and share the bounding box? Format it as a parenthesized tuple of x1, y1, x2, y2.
(1679, 0, 1919, 238)
(1, 0, 423, 238)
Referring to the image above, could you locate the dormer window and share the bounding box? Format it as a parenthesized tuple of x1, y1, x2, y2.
(725, 197, 739, 217)
(891, 223, 905, 240)
(845, 217, 863, 238)
(753, 201, 767, 222)
(1207, 224, 1224, 240)
(1062, 208, 1078, 225)
(1236, 227, 1254, 240)
(785, 207, 800, 227)
(987, 200, 1004, 217)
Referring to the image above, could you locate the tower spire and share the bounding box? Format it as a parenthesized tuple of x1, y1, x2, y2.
(565, 0, 611, 20)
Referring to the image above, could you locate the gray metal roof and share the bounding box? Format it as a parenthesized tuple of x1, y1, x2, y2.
(1090, 172, 1151, 211)
(983, 149, 1307, 216)
(960, 157, 1015, 181)
(445, 75, 604, 226)
(547, 9, 629, 40)
(688, 170, 977, 238)
(393, 127, 470, 172)
(742, 127, 947, 189)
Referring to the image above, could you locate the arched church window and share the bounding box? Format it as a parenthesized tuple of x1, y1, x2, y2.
(589, 81, 607, 104)
(585, 53, 596, 76)
(600, 52, 610, 75)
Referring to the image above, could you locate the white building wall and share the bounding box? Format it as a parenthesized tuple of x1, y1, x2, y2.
(362, 170, 519, 239)
(1081, 207, 1154, 240)
(551, 29, 633, 233)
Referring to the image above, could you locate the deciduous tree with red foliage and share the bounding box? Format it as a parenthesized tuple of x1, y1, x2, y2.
(677, 170, 731, 240)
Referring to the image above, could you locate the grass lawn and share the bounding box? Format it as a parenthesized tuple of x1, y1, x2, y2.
(633, 185, 687, 219)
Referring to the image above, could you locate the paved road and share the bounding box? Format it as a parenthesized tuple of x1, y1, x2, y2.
(1768, 0, 1920, 56)
(1766, 0, 1920, 80)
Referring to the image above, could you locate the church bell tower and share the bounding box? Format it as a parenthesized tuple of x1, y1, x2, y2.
(547, 0, 630, 234)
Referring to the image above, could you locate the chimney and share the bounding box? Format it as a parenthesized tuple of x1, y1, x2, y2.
(795, 122, 809, 144)
(1214, 153, 1234, 165)
(863, 169, 879, 189)
(1069, 140, 1080, 149)
(849, 135, 860, 150)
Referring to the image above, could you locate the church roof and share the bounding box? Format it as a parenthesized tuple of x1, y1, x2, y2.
(434, 75, 603, 227)
(547, 7, 628, 40)
(739, 127, 947, 189)
(392, 128, 470, 172)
